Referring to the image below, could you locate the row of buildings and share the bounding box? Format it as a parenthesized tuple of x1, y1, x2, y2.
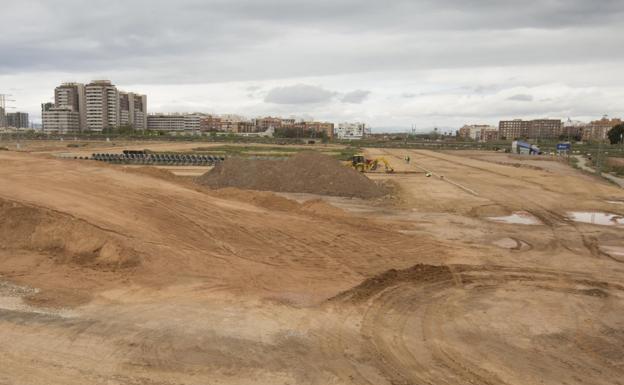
(459, 117, 623, 142)
(42, 80, 147, 132)
(145, 114, 367, 139)
(0, 109, 29, 129)
(38, 80, 368, 139)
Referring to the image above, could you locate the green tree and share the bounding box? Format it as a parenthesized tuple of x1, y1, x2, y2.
(607, 124, 624, 145)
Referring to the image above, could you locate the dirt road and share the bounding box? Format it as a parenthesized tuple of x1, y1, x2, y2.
(0, 145, 623, 384)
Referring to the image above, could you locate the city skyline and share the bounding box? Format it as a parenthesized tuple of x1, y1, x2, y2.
(1, 0, 623, 131)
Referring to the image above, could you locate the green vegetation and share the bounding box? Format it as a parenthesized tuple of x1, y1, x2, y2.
(607, 124, 624, 145)
(149, 144, 361, 160)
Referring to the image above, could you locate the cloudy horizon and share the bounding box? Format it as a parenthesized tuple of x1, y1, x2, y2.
(1, 0, 623, 132)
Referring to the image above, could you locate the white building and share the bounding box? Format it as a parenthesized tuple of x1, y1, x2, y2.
(42, 106, 80, 133)
(336, 122, 367, 140)
(147, 113, 202, 133)
(85, 80, 120, 131)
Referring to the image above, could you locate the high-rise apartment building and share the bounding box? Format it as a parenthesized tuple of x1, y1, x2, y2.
(6, 112, 29, 128)
(54, 83, 86, 130)
(85, 80, 120, 131)
(120, 92, 147, 130)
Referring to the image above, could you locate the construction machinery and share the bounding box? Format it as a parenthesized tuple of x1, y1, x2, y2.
(349, 154, 394, 173)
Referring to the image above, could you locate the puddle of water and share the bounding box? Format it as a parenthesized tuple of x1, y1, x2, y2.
(606, 200, 624, 205)
(488, 211, 542, 225)
(567, 212, 624, 227)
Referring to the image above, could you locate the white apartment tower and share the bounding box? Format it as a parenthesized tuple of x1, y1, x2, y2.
(85, 80, 120, 131)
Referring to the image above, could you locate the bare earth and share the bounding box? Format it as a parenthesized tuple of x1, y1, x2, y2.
(0, 143, 623, 385)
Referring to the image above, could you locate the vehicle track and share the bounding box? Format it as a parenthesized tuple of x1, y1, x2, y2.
(330, 264, 624, 385)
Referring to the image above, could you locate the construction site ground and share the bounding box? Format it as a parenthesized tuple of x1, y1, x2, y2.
(0, 142, 623, 385)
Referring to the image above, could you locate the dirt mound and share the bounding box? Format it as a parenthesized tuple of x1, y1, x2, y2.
(210, 187, 301, 212)
(0, 199, 139, 269)
(195, 151, 386, 198)
(330, 264, 453, 303)
(300, 199, 347, 217)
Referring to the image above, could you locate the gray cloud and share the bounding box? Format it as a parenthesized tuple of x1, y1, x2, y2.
(507, 94, 534, 102)
(1, 0, 623, 84)
(264, 84, 336, 104)
(341, 89, 370, 104)
(1, 0, 624, 130)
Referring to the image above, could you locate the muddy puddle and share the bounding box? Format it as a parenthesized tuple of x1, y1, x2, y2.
(606, 200, 624, 205)
(487, 211, 542, 225)
(567, 212, 624, 227)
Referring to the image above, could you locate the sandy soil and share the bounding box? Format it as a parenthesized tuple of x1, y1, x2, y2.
(0, 144, 623, 384)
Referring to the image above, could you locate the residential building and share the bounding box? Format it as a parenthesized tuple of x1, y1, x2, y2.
(54, 83, 86, 130)
(147, 113, 202, 133)
(42, 106, 80, 133)
(119, 92, 147, 130)
(482, 129, 499, 142)
(200, 115, 223, 132)
(527, 119, 563, 139)
(499, 119, 530, 140)
(336, 122, 367, 140)
(498, 119, 563, 140)
(6, 112, 29, 128)
(0, 106, 5, 127)
(582, 117, 622, 141)
(85, 80, 120, 131)
(458, 124, 497, 141)
(253, 116, 283, 132)
(293, 121, 334, 138)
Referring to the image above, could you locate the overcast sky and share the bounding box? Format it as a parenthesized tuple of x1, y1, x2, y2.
(1, 0, 623, 131)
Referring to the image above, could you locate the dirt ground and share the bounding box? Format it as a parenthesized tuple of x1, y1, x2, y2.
(0, 143, 623, 384)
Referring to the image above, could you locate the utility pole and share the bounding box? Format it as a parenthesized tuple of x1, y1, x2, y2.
(595, 136, 604, 176)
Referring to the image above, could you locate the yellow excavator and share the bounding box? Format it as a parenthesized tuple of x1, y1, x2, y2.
(349, 154, 394, 173)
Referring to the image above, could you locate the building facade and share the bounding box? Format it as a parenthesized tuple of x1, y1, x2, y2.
(54, 83, 86, 130)
(582, 117, 622, 141)
(336, 122, 367, 140)
(458, 124, 498, 141)
(147, 113, 202, 133)
(85, 80, 120, 131)
(499, 119, 563, 140)
(6, 112, 29, 128)
(119, 92, 147, 130)
(42, 107, 80, 133)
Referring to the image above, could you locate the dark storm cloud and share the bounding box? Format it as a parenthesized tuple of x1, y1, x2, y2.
(1, 0, 623, 83)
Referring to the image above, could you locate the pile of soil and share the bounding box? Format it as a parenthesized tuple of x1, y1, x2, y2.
(0, 198, 139, 269)
(329, 264, 453, 303)
(196, 151, 386, 198)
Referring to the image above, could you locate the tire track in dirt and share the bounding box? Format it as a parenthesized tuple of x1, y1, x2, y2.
(327, 263, 624, 384)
